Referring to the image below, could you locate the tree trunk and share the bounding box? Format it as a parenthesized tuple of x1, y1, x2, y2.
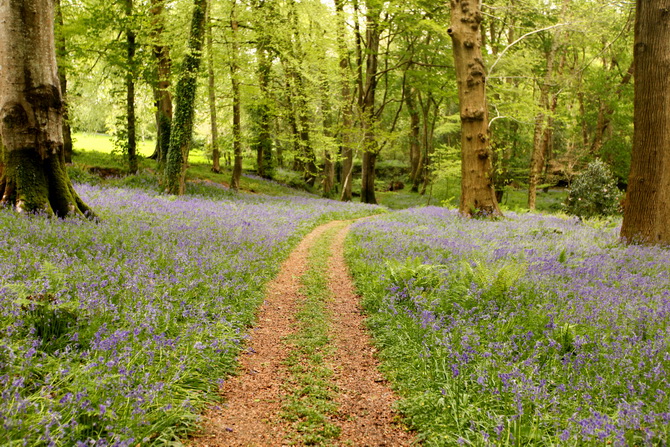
(55, 0, 73, 164)
(252, 0, 274, 179)
(448, 0, 501, 217)
(360, 1, 381, 205)
(620, 0, 670, 245)
(125, 0, 138, 173)
(149, 0, 173, 168)
(165, 0, 208, 195)
(230, 0, 243, 190)
(0, 0, 92, 217)
(406, 86, 421, 187)
(335, 0, 354, 201)
(206, 9, 220, 174)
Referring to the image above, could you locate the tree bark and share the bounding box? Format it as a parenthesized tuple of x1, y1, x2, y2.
(448, 0, 501, 217)
(230, 0, 243, 190)
(206, 8, 220, 174)
(125, 0, 138, 173)
(360, 0, 381, 205)
(55, 0, 73, 164)
(251, 0, 275, 179)
(165, 0, 208, 195)
(149, 0, 173, 168)
(336, 0, 354, 201)
(406, 86, 422, 188)
(0, 0, 93, 217)
(620, 0, 670, 245)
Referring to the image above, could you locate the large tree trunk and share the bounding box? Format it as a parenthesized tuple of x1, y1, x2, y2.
(125, 0, 138, 173)
(206, 9, 220, 174)
(448, 0, 501, 217)
(165, 0, 208, 195)
(55, 0, 73, 164)
(620, 0, 670, 245)
(359, 1, 381, 205)
(230, 0, 243, 190)
(335, 0, 354, 201)
(0, 0, 92, 217)
(149, 0, 173, 168)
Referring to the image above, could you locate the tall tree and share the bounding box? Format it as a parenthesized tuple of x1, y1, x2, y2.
(206, 6, 221, 173)
(620, 0, 670, 244)
(448, 0, 502, 217)
(335, 0, 354, 201)
(55, 0, 73, 164)
(165, 0, 208, 195)
(149, 0, 173, 168)
(359, 0, 382, 204)
(125, 0, 138, 173)
(230, 0, 243, 190)
(250, 0, 276, 179)
(0, 0, 92, 217)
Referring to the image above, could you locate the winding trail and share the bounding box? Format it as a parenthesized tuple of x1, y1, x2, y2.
(189, 220, 414, 446)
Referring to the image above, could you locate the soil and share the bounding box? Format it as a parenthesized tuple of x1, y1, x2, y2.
(189, 220, 415, 446)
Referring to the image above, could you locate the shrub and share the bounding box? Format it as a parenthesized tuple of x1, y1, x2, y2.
(564, 159, 622, 219)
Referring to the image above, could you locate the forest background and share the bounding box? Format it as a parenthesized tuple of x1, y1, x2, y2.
(55, 0, 635, 211)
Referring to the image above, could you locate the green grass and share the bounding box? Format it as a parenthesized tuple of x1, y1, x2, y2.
(281, 224, 344, 445)
(72, 132, 210, 164)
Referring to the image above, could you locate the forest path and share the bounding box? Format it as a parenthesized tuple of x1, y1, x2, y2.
(189, 219, 414, 446)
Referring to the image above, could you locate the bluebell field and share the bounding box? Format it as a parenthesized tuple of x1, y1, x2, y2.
(0, 184, 378, 446)
(346, 207, 670, 446)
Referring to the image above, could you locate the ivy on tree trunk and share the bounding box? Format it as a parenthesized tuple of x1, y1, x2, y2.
(165, 0, 208, 195)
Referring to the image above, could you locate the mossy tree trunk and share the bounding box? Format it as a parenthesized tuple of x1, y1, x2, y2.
(165, 0, 208, 195)
(448, 0, 501, 217)
(620, 0, 670, 245)
(0, 0, 93, 217)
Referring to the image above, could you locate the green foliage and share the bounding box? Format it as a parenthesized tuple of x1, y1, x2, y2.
(564, 159, 622, 219)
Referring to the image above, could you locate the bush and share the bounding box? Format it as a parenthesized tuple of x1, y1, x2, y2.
(564, 159, 622, 219)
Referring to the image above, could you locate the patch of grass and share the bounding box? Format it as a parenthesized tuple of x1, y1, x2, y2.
(282, 224, 344, 445)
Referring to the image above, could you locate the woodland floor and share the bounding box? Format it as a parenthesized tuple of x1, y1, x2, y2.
(189, 220, 415, 446)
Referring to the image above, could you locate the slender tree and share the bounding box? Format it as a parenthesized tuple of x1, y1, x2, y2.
(335, 0, 354, 201)
(55, 0, 73, 164)
(448, 0, 502, 217)
(359, 0, 382, 204)
(149, 0, 173, 167)
(620, 0, 670, 244)
(125, 0, 138, 173)
(165, 0, 208, 195)
(230, 0, 243, 190)
(0, 0, 92, 217)
(206, 6, 221, 173)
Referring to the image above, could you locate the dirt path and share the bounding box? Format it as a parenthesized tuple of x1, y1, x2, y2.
(189, 220, 414, 446)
